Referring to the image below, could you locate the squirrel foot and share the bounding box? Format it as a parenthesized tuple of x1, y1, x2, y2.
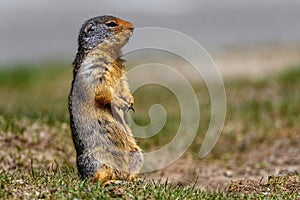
(103, 180, 127, 187)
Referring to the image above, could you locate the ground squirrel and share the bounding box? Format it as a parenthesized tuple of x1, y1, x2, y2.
(68, 15, 143, 185)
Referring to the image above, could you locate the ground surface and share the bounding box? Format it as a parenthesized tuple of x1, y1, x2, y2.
(0, 53, 299, 198)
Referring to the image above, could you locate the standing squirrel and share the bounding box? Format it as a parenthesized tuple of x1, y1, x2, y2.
(68, 15, 143, 185)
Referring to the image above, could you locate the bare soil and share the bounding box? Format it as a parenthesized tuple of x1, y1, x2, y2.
(147, 135, 300, 190)
(1, 118, 299, 190)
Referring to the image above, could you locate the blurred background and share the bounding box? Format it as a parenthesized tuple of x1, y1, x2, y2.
(0, 0, 300, 190)
(1, 0, 300, 77)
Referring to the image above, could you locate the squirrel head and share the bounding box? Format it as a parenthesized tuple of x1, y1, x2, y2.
(77, 15, 134, 53)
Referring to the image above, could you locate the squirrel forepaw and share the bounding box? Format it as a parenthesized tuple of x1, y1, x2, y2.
(123, 94, 134, 108)
(112, 94, 134, 112)
(125, 95, 135, 112)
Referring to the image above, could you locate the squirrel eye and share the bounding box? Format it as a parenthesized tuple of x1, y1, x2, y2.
(84, 23, 95, 33)
(106, 21, 118, 27)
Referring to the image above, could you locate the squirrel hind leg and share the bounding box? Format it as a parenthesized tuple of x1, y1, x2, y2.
(102, 180, 127, 187)
(102, 173, 139, 187)
(91, 165, 131, 186)
(92, 165, 140, 187)
(91, 164, 114, 185)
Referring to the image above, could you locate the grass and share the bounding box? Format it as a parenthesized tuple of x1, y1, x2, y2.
(0, 62, 299, 199)
(0, 167, 298, 199)
(0, 167, 209, 199)
(1, 167, 297, 199)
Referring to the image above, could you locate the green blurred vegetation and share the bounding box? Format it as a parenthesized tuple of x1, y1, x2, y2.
(0, 63, 299, 154)
(0, 62, 299, 199)
(0, 62, 72, 125)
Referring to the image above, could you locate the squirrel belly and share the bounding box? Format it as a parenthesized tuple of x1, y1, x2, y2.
(68, 16, 143, 184)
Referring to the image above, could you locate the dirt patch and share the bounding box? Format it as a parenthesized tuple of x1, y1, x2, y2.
(0, 118, 75, 173)
(146, 135, 300, 190)
(225, 174, 299, 195)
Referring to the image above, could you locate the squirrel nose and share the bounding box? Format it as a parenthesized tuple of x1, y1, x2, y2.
(116, 18, 134, 31)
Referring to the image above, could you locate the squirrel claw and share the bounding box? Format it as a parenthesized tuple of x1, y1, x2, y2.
(128, 106, 135, 112)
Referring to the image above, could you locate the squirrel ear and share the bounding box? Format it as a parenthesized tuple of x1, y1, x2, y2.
(84, 22, 96, 34)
